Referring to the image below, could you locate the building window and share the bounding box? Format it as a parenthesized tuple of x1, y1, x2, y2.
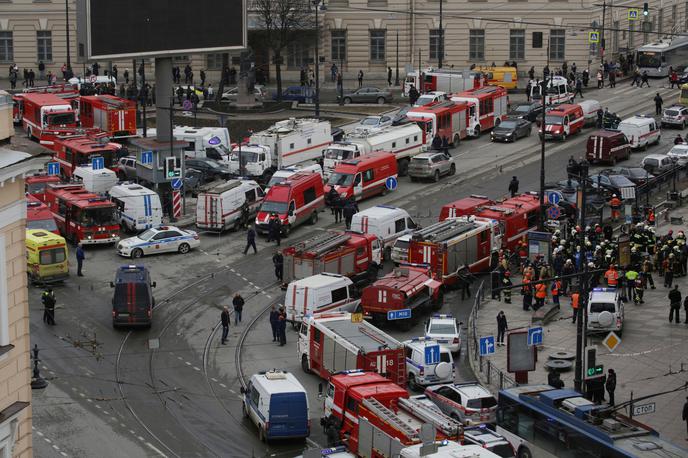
(369, 30, 386, 62)
(0, 32, 12, 63)
(550, 29, 565, 60)
(469, 29, 485, 61)
(0, 235, 8, 347)
(287, 42, 310, 68)
(331, 30, 346, 62)
(173, 55, 189, 62)
(206, 53, 227, 70)
(429, 29, 444, 61)
(509, 29, 525, 60)
(36, 31, 52, 62)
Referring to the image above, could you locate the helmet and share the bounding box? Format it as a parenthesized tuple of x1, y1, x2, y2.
(612, 194, 617, 198)
(631, 247, 636, 253)
(504, 271, 511, 277)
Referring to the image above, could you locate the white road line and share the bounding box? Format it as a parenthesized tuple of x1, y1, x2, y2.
(177, 356, 183, 360)
(185, 361, 191, 366)
(44, 438, 52, 443)
(78, 393, 85, 398)
(86, 398, 92, 403)
(210, 378, 218, 382)
(137, 436, 145, 442)
(230, 268, 235, 272)
(60, 452, 68, 457)
(145, 441, 168, 457)
(129, 429, 136, 435)
(120, 423, 126, 428)
(228, 388, 234, 393)
(36, 431, 44, 437)
(70, 387, 77, 392)
(266, 295, 272, 299)
(220, 383, 227, 388)
(52, 445, 60, 450)
(103, 411, 110, 415)
(193, 366, 200, 371)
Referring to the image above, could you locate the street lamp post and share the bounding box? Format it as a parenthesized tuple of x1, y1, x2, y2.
(438, 0, 444, 69)
(395, 31, 400, 86)
(574, 159, 590, 393)
(539, 39, 550, 229)
(313, 0, 325, 119)
(65, 0, 71, 70)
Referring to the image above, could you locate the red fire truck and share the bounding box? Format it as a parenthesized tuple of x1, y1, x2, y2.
(51, 135, 122, 178)
(282, 230, 382, 286)
(360, 265, 443, 329)
(451, 86, 508, 137)
(439, 194, 491, 220)
(25, 174, 62, 202)
(297, 313, 406, 385)
(323, 371, 462, 456)
(540, 103, 585, 141)
(406, 101, 471, 146)
(79, 95, 137, 138)
(13, 84, 80, 125)
(44, 184, 120, 245)
(407, 217, 497, 279)
(403, 68, 481, 96)
(26, 195, 59, 235)
(21, 93, 77, 145)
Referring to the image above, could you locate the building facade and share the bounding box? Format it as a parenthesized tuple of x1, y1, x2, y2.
(0, 0, 686, 84)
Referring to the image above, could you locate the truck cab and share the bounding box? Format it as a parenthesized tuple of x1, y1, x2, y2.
(284, 273, 359, 322)
(228, 144, 272, 179)
(325, 152, 397, 202)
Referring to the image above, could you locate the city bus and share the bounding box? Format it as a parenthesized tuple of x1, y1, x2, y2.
(636, 36, 688, 78)
(496, 385, 687, 458)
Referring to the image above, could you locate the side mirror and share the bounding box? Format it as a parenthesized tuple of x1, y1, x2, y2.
(288, 210, 294, 217)
(110, 282, 115, 288)
(151, 281, 157, 288)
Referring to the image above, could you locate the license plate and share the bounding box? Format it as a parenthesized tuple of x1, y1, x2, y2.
(118, 313, 130, 317)
(438, 340, 448, 344)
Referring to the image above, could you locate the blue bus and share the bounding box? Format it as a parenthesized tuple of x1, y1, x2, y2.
(496, 384, 687, 458)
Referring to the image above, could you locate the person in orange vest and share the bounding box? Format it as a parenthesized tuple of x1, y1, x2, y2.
(647, 208, 655, 226)
(551, 277, 562, 305)
(610, 194, 622, 222)
(570, 289, 580, 323)
(534, 282, 547, 310)
(604, 264, 619, 287)
(522, 277, 533, 311)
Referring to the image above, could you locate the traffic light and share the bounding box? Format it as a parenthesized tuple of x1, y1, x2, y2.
(165, 156, 182, 179)
(584, 346, 604, 380)
(643, 2, 649, 16)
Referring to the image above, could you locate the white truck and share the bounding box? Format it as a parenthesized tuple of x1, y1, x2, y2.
(323, 123, 426, 177)
(227, 118, 331, 183)
(196, 179, 264, 231)
(145, 126, 231, 162)
(73, 165, 118, 194)
(109, 183, 163, 232)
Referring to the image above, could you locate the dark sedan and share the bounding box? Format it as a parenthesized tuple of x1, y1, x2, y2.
(338, 87, 393, 104)
(490, 119, 532, 142)
(185, 158, 232, 181)
(392, 106, 413, 126)
(588, 174, 636, 197)
(507, 102, 543, 122)
(600, 167, 656, 186)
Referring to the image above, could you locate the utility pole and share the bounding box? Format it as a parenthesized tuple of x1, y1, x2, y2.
(65, 0, 71, 70)
(574, 159, 590, 393)
(395, 31, 400, 86)
(141, 59, 147, 138)
(601, 0, 607, 63)
(539, 38, 549, 230)
(438, 0, 444, 69)
(314, 0, 322, 119)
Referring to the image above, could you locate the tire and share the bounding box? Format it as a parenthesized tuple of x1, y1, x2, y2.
(131, 248, 144, 259)
(259, 427, 267, 443)
(561, 133, 567, 142)
(517, 446, 533, 458)
(398, 159, 409, 177)
(377, 97, 386, 105)
(343, 97, 352, 105)
(474, 126, 481, 137)
(433, 170, 440, 182)
(453, 134, 460, 147)
(301, 355, 311, 373)
(449, 164, 456, 176)
(178, 243, 190, 254)
(408, 374, 420, 392)
(610, 156, 617, 166)
(308, 211, 318, 225)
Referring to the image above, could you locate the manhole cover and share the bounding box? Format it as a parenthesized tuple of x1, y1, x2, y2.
(549, 351, 575, 360)
(545, 359, 573, 371)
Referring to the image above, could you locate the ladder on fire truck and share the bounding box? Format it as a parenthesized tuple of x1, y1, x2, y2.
(397, 397, 462, 438)
(361, 398, 419, 439)
(412, 218, 478, 242)
(293, 231, 351, 256)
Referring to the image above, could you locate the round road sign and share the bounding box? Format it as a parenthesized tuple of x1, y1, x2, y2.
(547, 191, 561, 205)
(546, 205, 561, 220)
(182, 99, 193, 111)
(385, 176, 398, 191)
(89, 74, 97, 83)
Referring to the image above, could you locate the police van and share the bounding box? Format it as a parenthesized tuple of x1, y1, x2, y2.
(586, 287, 624, 336)
(109, 183, 163, 232)
(403, 337, 455, 391)
(241, 369, 310, 442)
(350, 205, 418, 256)
(110, 265, 156, 328)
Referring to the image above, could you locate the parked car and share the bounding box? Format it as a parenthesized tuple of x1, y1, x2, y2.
(667, 144, 688, 166)
(339, 87, 393, 104)
(490, 119, 532, 142)
(507, 102, 543, 122)
(221, 85, 267, 102)
(117, 225, 200, 258)
(588, 174, 636, 196)
(408, 151, 456, 182)
(185, 158, 232, 181)
(273, 86, 309, 103)
(392, 106, 413, 126)
(425, 382, 498, 426)
(358, 115, 392, 130)
(184, 168, 203, 194)
(413, 91, 448, 107)
(117, 156, 137, 181)
(641, 153, 677, 175)
(600, 167, 656, 186)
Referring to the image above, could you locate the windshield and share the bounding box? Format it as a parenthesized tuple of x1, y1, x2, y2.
(544, 115, 563, 125)
(416, 96, 435, 106)
(467, 396, 497, 409)
(637, 51, 662, 68)
(440, 352, 451, 363)
(514, 105, 532, 113)
(138, 229, 157, 241)
(670, 147, 688, 156)
(546, 86, 563, 95)
(267, 176, 287, 187)
(39, 247, 66, 265)
(644, 159, 659, 167)
(327, 172, 354, 187)
(46, 112, 75, 126)
(27, 183, 48, 194)
(361, 117, 380, 126)
(260, 201, 288, 214)
(78, 207, 117, 226)
(590, 302, 616, 313)
(665, 110, 680, 117)
(27, 218, 58, 232)
(325, 149, 353, 160)
(498, 121, 517, 129)
(394, 239, 409, 250)
(429, 323, 456, 335)
(230, 151, 260, 163)
(76, 151, 114, 168)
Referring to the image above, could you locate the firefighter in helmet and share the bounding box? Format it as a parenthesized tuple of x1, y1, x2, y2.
(502, 271, 513, 304)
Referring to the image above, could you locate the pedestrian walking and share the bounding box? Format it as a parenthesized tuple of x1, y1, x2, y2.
(243, 225, 257, 255)
(220, 306, 230, 344)
(665, 255, 675, 287)
(571, 289, 580, 323)
(654, 93, 664, 115)
(640, 71, 650, 87)
(608, 70, 616, 88)
(76, 243, 85, 276)
(597, 69, 604, 89)
(508, 176, 519, 197)
(357, 70, 363, 88)
(630, 69, 640, 87)
(278, 307, 287, 345)
(502, 271, 513, 303)
(273, 250, 284, 282)
(525, 82, 531, 102)
(269, 215, 282, 246)
(387, 67, 393, 86)
(41, 288, 56, 325)
(670, 69, 679, 89)
(343, 201, 355, 230)
(232, 293, 244, 325)
(336, 72, 343, 95)
(573, 78, 584, 100)
(606, 369, 617, 406)
(669, 285, 682, 323)
(683, 295, 688, 324)
(496, 311, 508, 346)
(269, 305, 280, 342)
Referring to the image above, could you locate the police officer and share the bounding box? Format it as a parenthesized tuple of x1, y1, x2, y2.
(41, 288, 56, 325)
(508, 176, 519, 197)
(76, 243, 85, 277)
(243, 225, 257, 255)
(272, 250, 284, 282)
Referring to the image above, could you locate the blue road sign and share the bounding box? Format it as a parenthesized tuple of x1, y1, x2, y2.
(385, 176, 398, 191)
(547, 205, 561, 220)
(528, 326, 544, 346)
(141, 151, 153, 165)
(171, 178, 183, 190)
(424, 344, 441, 365)
(628, 8, 639, 20)
(479, 336, 495, 356)
(387, 308, 411, 320)
(47, 162, 60, 176)
(92, 157, 104, 170)
(547, 191, 561, 205)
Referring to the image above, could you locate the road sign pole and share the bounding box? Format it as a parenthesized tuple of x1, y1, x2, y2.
(172, 190, 182, 220)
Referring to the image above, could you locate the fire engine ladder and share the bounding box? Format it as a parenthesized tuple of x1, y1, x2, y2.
(412, 219, 462, 241)
(295, 231, 351, 256)
(362, 398, 418, 440)
(398, 398, 461, 437)
(417, 219, 477, 242)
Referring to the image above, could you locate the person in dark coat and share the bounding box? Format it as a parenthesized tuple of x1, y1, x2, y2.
(269, 215, 282, 246)
(605, 368, 617, 405)
(654, 93, 663, 116)
(432, 135, 442, 151)
(76, 243, 85, 276)
(682, 397, 688, 437)
(269, 305, 280, 342)
(669, 285, 682, 323)
(343, 201, 355, 230)
(496, 311, 508, 346)
(232, 293, 244, 325)
(42, 288, 56, 325)
(441, 136, 449, 154)
(272, 251, 284, 282)
(327, 187, 339, 217)
(508, 176, 519, 197)
(278, 307, 287, 345)
(408, 85, 420, 106)
(220, 306, 230, 344)
(243, 225, 257, 255)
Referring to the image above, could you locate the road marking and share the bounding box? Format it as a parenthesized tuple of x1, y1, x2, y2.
(211, 378, 218, 382)
(86, 398, 92, 403)
(129, 430, 136, 435)
(61, 452, 68, 457)
(36, 431, 44, 437)
(78, 392, 85, 398)
(266, 295, 272, 299)
(193, 366, 200, 371)
(44, 438, 52, 444)
(94, 404, 101, 409)
(145, 441, 168, 457)
(70, 387, 77, 392)
(185, 361, 191, 366)
(220, 384, 227, 388)
(52, 445, 60, 450)
(103, 411, 110, 415)
(120, 423, 126, 428)
(228, 388, 234, 393)
(230, 268, 235, 272)
(137, 436, 145, 442)
(177, 356, 183, 360)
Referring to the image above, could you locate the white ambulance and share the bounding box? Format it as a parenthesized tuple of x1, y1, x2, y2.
(196, 180, 264, 231)
(109, 183, 163, 232)
(350, 205, 419, 255)
(617, 115, 661, 150)
(283, 273, 359, 323)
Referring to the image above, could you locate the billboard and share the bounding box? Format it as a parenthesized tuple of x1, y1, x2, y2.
(77, 0, 246, 60)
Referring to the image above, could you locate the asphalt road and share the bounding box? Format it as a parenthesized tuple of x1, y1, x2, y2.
(27, 81, 686, 458)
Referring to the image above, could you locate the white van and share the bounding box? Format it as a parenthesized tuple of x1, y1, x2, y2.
(586, 287, 624, 336)
(241, 370, 310, 442)
(401, 443, 501, 458)
(284, 273, 359, 322)
(109, 183, 163, 232)
(68, 75, 117, 90)
(145, 126, 231, 162)
(73, 166, 118, 194)
(350, 205, 418, 255)
(196, 180, 264, 231)
(577, 99, 601, 127)
(617, 115, 661, 149)
(265, 164, 323, 191)
(391, 233, 412, 264)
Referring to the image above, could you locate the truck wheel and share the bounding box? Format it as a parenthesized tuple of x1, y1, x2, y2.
(398, 159, 409, 177)
(301, 355, 311, 374)
(561, 133, 567, 142)
(453, 134, 460, 147)
(308, 211, 318, 225)
(517, 446, 533, 458)
(178, 243, 191, 254)
(131, 248, 144, 259)
(610, 156, 617, 166)
(408, 374, 420, 392)
(449, 164, 456, 176)
(474, 126, 480, 137)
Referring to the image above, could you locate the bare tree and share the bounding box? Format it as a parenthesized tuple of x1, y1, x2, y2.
(253, 0, 315, 101)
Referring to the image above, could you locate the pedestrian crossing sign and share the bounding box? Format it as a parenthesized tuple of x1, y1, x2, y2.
(629, 9, 639, 20)
(588, 32, 600, 44)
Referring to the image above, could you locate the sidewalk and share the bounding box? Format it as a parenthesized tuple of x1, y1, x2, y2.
(470, 203, 688, 445)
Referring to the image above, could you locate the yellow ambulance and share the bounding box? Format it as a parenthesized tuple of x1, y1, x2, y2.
(26, 229, 69, 283)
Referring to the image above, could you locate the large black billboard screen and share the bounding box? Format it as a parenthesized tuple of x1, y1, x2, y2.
(82, 0, 246, 59)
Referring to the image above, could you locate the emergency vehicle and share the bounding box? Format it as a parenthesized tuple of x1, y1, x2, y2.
(73, 165, 118, 194)
(51, 135, 122, 178)
(439, 195, 491, 221)
(586, 130, 631, 165)
(322, 123, 425, 177)
(540, 104, 585, 141)
(530, 76, 573, 105)
(407, 217, 497, 280)
(284, 273, 359, 322)
(322, 371, 463, 456)
(44, 184, 120, 245)
(26, 195, 59, 234)
(360, 265, 443, 329)
(617, 114, 661, 149)
(325, 152, 397, 202)
(109, 184, 163, 232)
(403, 68, 479, 96)
(406, 101, 471, 146)
(13, 84, 80, 125)
(21, 93, 77, 145)
(473, 66, 519, 90)
(255, 172, 324, 236)
(25, 174, 61, 202)
(116, 226, 200, 258)
(281, 230, 382, 286)
(451, 86, 508, 137)
(298, 312, 406, 384)
(79, 95, 137, 138)
(176, 126, 231, 162)
(350, 205, 418, 254)
(25, 229, 69, 283)
(229, 118, 332, 182)
(196, 180, 264, 231)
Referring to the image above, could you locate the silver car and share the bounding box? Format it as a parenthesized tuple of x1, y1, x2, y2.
(661, 105, 688, 129)
(408, 151, 456, 182)
(117, 156, 137, 181)
(425, 382, 497, 426)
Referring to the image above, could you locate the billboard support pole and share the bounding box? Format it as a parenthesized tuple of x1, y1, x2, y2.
(155, 57, 173, 142)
